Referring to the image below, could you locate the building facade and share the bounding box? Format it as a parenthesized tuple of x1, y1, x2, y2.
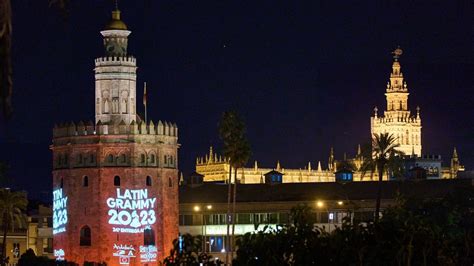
(0, 204, 54, 265)
(51, 8, 179, 265)
(195, 49, 463, 183)
(178, 178, 473, 261)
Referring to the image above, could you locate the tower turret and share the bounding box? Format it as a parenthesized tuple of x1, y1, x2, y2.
(95, 8, 137, 125)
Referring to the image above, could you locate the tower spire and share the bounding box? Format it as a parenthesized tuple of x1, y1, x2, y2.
(392, 46, 403, 61)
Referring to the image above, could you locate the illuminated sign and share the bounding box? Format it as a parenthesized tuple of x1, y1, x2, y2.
(113, 244, 136, 265)
(54, 249, 65, 261)
(107, 189, 157, 233)
(53, 188, 68, 234)
(329, 212, 334, 220)
(139, 245, 157, 263)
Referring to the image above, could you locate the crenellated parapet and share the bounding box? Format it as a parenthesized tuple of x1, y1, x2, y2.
(53, 120, 178, 139)
(94, 56, 136, 67)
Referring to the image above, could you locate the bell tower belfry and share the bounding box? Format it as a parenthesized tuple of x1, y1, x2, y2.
(371, 47, 422, 156)
(95, 7, 137, 125)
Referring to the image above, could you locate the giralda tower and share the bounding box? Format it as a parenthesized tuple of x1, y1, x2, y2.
(51, 7, 179, 265)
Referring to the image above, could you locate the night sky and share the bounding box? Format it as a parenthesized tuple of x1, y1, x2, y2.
(0, 1, 472, 201)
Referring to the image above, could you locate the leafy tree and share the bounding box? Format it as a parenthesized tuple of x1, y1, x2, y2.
(218, 111, 251, 263)
(233, 189, 474, 265)
(163, 233, 215, 266)
(361, 133, 403, 221)
(0, 188, 27, 266)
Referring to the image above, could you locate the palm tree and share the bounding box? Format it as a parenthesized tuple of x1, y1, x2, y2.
(218, 111, 251, 264)
(361, 133, 403, 222)
(0, 189, 27, 265)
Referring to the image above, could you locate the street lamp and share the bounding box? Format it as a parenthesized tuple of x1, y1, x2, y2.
(194, 205, 213, 253)
(316, 200, 332, 232)
(316, 200, 324, 208)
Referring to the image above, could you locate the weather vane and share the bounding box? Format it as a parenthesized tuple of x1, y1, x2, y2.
(392, 46, 403, 61)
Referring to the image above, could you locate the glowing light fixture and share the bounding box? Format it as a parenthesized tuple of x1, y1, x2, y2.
(337, 201, 344, 206)
(206, 205, 213, 210)
(316, 200, 324, 208)
(193, 205, 201, 212)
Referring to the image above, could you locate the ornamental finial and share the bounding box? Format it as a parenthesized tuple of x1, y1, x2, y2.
(392, 46, 403, 61)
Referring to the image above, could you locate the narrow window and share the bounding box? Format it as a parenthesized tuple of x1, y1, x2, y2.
(60, 178, 64, 188)
(146, 176, 152, 186)
(80, 226, 92, 246)
(164, 155, 168, 164)
(77, 154, 83, 164)
(168, 177, 173, 188)
(89, 154, 95, 164)
(64, 154, 68, 165)
(141, 154, 146, 164)
(144, 228, 155, 246)
(83, 176, 89, 187)
(114, 176, 120, 186)
(107, 154, 114, 163)
(151, 154, 156, 164)
(120, 154, 126, 163)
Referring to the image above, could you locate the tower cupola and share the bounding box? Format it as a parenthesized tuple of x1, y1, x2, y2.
(100, 8, 131, 57)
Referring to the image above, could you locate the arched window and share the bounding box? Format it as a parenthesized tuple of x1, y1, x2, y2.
(80, 226, 91, 246)
(141, 154, 146, 164)
(164, 155, 168, 164)
(89, 154, 95, 164)
(146, 176, 152, 186)
(144, 228, 155, 246)
(169, 156, 173, 165)
(150, 154, 156, 164)
(168, 177, 173, 188)
(107, 154, 114, 164)
(83, 176, 89, 187)
(114, 176, 120, 186)
(57, 154, 62, 166)
(77, 154, 83, 164)
(120, 154, 126, 163)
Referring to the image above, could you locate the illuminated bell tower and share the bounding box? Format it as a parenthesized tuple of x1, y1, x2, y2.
(52, 7, 179, 265)
(371, 47, 422, 156)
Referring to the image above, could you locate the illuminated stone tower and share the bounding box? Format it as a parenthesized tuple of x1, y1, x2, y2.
(51, 7, 179, 265)
(371, 47, 422, 156)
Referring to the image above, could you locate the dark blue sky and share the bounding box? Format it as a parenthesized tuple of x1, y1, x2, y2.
(0, 1, 472, 200)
